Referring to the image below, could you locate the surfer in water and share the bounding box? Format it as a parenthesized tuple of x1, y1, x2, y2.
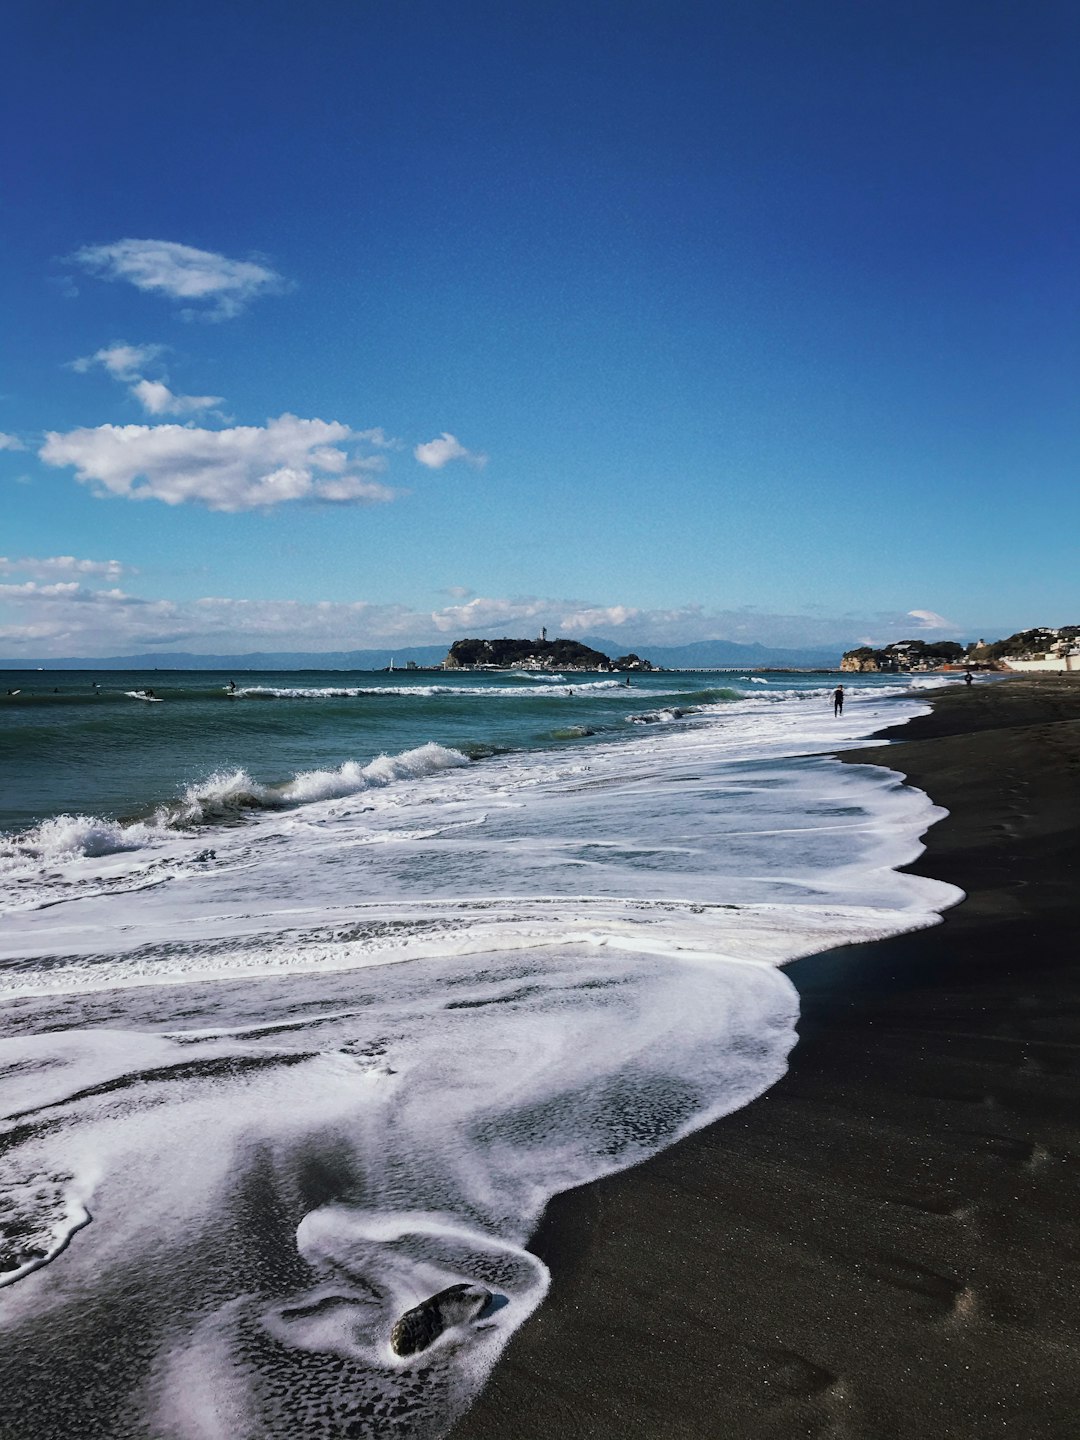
(227, 680, 237, 693)
(833, 685, 844, 716)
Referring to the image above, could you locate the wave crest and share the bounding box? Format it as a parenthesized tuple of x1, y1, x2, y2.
(1, 745, 473, 873)
(1, 813, 157, 862)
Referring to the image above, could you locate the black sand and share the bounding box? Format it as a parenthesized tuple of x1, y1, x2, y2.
(453, 677, 1080, 1440)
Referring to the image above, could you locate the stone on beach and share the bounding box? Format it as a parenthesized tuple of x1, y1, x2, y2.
(390, 1282, 492, 1357)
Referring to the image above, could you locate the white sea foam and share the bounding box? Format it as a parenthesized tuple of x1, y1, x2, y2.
(0, 683, 962, 1438)
(0, 1166, 92, 1289)
(0, 746, 474, 891)
(627, 705, 687, 724)
(171, 744, 472, 821)
(237, 680, 623, 699)
(0, 813, 159, 863)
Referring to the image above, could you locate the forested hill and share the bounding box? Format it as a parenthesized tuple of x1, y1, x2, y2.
(443, 637, 613, 669)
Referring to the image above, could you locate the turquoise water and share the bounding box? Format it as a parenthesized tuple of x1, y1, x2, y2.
(0, 666, 903, 834)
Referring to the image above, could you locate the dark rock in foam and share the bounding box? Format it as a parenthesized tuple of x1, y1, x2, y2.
(390, 1283, 491, 1357)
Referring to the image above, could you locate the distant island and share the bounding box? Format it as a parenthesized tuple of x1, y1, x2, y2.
(442, 637, 654, 672)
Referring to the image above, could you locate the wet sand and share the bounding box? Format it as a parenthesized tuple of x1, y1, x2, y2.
(452, 676, 1080, 1440)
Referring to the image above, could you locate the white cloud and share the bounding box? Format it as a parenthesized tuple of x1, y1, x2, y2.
(129, 379, 223, 416)
(70, 239, 287, 319)
(907, 608, 959, 631)
(431, 597, 640, 637)
(429, 595, 549, 633)
(72, 343, 164, 380)
(0, 584, 423, 655)
(557, 604, 638, 632)
(0, 556, 130, 580)
(39, 414, 399, 512)
(71, 342, 223, 415)
(355, 428, 402, 449)
(0, 581, 84, 599)
(414, 432, 488, 470)
(0, 432, 26, 452)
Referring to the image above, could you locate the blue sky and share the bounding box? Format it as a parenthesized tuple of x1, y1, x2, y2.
(2, 0, 1077, 657)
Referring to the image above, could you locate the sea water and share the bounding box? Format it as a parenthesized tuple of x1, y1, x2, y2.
(0, 669, 961, 1439)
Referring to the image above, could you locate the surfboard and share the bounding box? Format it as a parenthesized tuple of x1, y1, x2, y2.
(125, 691, 164, 703)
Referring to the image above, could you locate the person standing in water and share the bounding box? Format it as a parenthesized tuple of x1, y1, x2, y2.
(833, 685, 844, 716)
(964, 671, 974, 687)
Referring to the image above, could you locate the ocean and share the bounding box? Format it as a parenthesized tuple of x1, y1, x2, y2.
(0, 667, 962, 1439)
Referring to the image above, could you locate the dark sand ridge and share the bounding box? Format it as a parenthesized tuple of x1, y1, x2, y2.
(452, 676, 1080, 1440)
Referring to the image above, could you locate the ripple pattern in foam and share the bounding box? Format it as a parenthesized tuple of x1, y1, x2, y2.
(0, 946, 796, 1438)
(0, 688, 962, 1438)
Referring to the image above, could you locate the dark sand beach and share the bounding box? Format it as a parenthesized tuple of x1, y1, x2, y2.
(453, 677, 1080, 1440)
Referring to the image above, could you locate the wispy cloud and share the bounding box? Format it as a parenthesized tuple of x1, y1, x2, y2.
(39, 415, 399, 512)
(69, 239, 288, 320)
(355, 428, 402, 450)
(414, 432, 488, 470)
(906, 608, 959, 631)
(429, 595, 548, 633)
(71, 343, 164, 380)
(0, 432, 26, 452)
(72, 342, 223, 416)
(0, 585, 420, 656)
(128, 379, 224, 416)
(0, 555, 130, 580)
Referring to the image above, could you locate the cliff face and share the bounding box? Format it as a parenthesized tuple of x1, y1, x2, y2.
(443, 637, 613, 669)
(840, 652, 893, 673)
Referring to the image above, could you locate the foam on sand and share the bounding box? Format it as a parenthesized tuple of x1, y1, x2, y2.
(0, 943, 798, 1438)
(0, 1168, 92, 1288)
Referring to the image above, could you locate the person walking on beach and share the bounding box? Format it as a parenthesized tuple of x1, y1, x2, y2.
(833, 685, 844, 716)
(964, 671, 973, 687)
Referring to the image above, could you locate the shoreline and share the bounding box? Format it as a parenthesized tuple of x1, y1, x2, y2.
(452, 675, 1080, 1439)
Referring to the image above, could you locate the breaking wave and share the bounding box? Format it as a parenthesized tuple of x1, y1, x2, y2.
(237, 681, 625, 699)
(0, 744, 472, 863)
(628, 707, 689, 725)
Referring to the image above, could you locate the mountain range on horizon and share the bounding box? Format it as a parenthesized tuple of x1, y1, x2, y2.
(0, 636, 846, 671)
